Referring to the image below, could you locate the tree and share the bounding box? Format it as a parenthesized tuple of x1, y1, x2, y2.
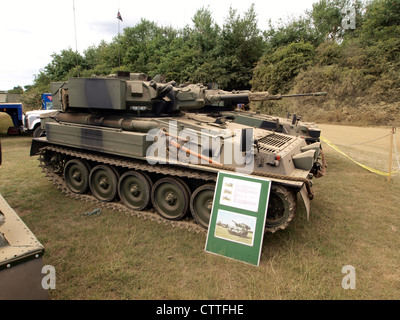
(308, 0, 365, 41)
(252, 41, 316, 93)
(191, 7, 221, 54)
(215, 4, 264, 89)
(308, 0, 344, 40)
(120, 19, 178, 74)
(8, 86, 24, 94)
(362, 0, 400, 39)
(43, 48, 85, 81)
(158, 37, 201, 83)
(263, 16, 324, 53)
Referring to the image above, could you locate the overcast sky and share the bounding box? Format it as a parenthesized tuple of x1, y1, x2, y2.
(0, 0, 317, 91)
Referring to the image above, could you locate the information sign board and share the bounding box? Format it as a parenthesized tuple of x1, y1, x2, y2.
(205, 171, 271, 266)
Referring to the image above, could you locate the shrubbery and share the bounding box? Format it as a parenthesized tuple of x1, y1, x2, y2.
(251, 0, 400, 125)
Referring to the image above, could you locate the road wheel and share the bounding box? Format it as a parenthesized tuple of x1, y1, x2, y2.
(151, 177, 190, 220)
(89, 165, 118, 202)
(118, 171, 152, 210)
(43, 152, 64, 174)
(190, 183, 215, 229)
(64, 159, 90, 194)
(265, 185, 297, 233)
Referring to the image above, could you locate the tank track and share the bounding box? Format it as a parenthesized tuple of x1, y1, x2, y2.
(37, 145, 312, 234)
(38, 146, 211, 234)
(314, 149, 328, 178)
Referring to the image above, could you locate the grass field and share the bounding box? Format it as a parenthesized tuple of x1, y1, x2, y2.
(0, 118, 399, 300)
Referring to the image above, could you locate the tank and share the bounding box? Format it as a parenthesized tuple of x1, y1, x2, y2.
(30, 72, 325, 233)
(227, 220, 251, 238)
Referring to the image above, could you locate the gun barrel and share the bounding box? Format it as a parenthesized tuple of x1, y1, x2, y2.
(250, 92, 327, 101)
(209, 92, 250, 103)
(280, 92, 327, 98)
(205, 91, 327, 105)
(219, 92, 250, 102)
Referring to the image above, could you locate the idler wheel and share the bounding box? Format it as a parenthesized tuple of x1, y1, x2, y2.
(44, 152, 64, 173)
(265, 185, 297, 233)
(118, 171, 152, 210)
(151, 177, 190, 220)
(89, 165, 118, 202)
(64, 159, 90, 194)
(190, 183, 215, 229)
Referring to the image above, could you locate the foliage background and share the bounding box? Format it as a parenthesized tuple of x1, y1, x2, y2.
(18, 0, 400, 126)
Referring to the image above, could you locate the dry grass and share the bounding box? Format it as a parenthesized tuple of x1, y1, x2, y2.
(0, 128, 399, 300)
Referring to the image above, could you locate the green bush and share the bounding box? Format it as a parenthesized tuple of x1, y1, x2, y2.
(251, 41, 315, 94)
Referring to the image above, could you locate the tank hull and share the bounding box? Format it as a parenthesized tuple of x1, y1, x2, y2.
(32, 111, 313, 232)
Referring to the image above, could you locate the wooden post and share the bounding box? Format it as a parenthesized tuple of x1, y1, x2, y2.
(388, 127, 394, 182)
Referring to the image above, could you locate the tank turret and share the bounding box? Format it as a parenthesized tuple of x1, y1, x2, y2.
(51, 71, 326, 115)
(232, 220, 251, 230)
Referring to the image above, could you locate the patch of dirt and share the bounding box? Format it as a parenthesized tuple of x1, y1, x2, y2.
(13, 207, 33, 217)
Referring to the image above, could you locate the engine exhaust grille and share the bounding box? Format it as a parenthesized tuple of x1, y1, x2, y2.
(257, 133, 295, 152)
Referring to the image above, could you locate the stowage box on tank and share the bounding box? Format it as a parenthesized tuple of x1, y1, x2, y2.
(32, 72, 326, 233)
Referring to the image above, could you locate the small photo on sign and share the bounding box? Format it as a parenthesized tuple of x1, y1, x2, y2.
(214, 210, 257, 247)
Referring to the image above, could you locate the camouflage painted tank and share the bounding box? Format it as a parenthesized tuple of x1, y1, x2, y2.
(227, 220, 251, 238)
(31, 72, 325, 233)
